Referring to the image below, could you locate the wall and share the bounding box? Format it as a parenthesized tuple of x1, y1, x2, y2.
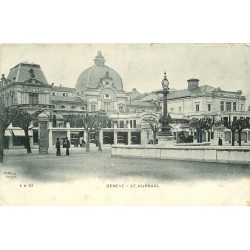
(112, 145, 250, 164)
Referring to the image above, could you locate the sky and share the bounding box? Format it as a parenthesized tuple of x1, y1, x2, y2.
(1, 43, 249, 95)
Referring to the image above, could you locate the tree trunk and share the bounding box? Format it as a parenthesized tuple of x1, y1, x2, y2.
(153, 132, 157, 144)
(86, 130, 90, 152)
(24, 128, 32, 153)
(232, 130, 235, 146)
(238, 130, 242, 146)
(96, 130, 102, 151)
(200, 131, 203, 143)
(0, 127, 4, 163)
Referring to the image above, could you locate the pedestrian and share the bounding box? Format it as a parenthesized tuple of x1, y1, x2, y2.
(55, 138, 61, 156)
(65, 137, 70, 156)
(218, 137, 222, 146)
(63, 139, 66, 148)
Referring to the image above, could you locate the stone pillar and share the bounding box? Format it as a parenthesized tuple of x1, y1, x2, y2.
(114, 130, 118, 145)
(48, 122, 53, 147)
(9, 132, 13, 149)
(37, 112, 49, 154)
(84, 130, 87, 142)
(128, 130, 131, 145)
(100, 129, 103, 146)
(66, 122, 70, 141)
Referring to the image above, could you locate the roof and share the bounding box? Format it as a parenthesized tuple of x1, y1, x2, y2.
(51, 96, 86, 103)
(52, 86, 75, 93)
(76, 52, 123, 92)
(161, 85, 216, 100)
(126, 100, 158, 108)
(7, 62, 48, 85)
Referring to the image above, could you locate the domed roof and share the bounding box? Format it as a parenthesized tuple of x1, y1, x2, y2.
(76, 51, 123, 92)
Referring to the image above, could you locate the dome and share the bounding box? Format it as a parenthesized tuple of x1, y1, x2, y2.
(76, 51, 123, 93)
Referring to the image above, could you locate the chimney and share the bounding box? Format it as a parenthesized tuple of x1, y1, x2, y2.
(187, 78, 199, 90)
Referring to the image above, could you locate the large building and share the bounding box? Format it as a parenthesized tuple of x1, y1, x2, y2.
(1, 51, 250, 148)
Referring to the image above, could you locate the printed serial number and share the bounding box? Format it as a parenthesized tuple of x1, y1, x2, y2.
(20, 184, 34, 187)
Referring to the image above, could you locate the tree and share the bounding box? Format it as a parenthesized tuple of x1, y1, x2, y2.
(65, 112, 110, 152)
(0, 105, 12, 163)
(233, 118, 250, 146)
(222, 118, 250, 146)
(223, 119, 237, 146)
(143, 114, 161, 144)
(92, 112, 110, 151)
(10, 108, 39, 153)
(188, 117, 215, 143)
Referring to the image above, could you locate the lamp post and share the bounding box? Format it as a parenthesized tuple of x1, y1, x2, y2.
(159, 72, 172, 136)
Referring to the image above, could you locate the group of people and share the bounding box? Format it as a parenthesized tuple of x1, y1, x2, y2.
(55, 137, 70, 156)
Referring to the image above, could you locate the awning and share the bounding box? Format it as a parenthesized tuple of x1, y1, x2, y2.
(4, 130, 11, 136)
(12, 129, 25, 136)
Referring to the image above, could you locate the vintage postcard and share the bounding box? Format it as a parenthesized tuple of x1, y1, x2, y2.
(0, 43, 250, 205)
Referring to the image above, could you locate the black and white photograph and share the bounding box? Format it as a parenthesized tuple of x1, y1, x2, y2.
(0, 43, 250, 205)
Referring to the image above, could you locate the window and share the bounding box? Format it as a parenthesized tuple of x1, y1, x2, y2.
(170, 107, 174, 113)
(133, 120, 136, 128)
(120, 120, 124, 128)
(226, 102, 231, 111)
(29, 93, 38, 105)
(104, 102, 110, 110)
(233, 102, 237, 111)
(52, 92, 55, 96)
(196, 104, 199, 112)
(63, 93, 65, 96)
(119, 105, 123, 112)
(71, 106, 75, 109)
(61, 105, 65, 109)
(220, 101, 224, 111)
(91, 105, 96, 112)
(81, 106, 85, 110)
(208, 104, 211, 111)
(178, 107, 182, 113)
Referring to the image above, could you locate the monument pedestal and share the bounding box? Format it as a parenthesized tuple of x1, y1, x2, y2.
(38, 112, 49, 154)
(157, 135, 174, 146)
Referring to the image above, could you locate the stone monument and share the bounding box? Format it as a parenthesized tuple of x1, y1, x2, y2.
(37, 111, 49, 154)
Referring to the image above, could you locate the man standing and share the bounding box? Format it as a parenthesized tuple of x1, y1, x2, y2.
(65, 137, 70, 156)
(218, 137, 223, 146)
(56, 138, 61, 156)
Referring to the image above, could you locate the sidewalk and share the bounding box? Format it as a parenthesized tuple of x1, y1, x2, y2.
(4, 145, 112, 156)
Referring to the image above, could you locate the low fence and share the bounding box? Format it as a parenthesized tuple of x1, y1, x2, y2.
(111, 145, 250, 164)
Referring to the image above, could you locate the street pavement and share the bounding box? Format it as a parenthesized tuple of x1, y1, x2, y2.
(1, 145, 250, 205)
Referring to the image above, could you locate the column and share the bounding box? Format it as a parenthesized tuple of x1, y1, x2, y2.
(114, 130, 117, 145)
(9, 132, 13, 149)
(66, 122, 70, 141)
(99, 129, 103, 146)
(48, 122, 53, 147)
(128, 130, 131, 145)
(37, 112, 49, 154)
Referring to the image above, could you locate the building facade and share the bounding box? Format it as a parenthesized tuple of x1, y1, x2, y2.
(1, 54, 250, 148)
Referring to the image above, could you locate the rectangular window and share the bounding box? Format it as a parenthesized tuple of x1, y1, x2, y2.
(104, 102, 110, 110)
(196, 104, 199, 112)
(226, 102, 231, 111)
(208, 104, 211, 111)
(170, 107, 174, 113)
(120, 120, 124, 128)
(133, 120, 136, 128)
(29, 93, 38, 105)
(91, 105, 96, 112)
(233, 102, 237, 111)
(220, 101, 224, 111)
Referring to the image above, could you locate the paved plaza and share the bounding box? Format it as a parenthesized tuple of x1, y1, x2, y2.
(1, 146, 250, 205)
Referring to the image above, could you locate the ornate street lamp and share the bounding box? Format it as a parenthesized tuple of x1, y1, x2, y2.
(159, 72, 172, 136)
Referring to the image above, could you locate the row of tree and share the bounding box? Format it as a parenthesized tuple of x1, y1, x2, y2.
(144, 115, 250, 145)
(0, 104, 110, 163)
